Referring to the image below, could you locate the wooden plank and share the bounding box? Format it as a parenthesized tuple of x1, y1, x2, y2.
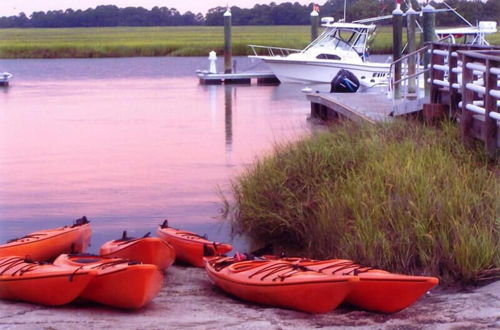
(460, 53, 475, 144)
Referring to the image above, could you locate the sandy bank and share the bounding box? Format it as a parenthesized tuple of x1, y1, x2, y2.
(1, 264, 499, 329)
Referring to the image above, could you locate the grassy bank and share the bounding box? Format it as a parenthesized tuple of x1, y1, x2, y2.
(0, 26, 306, 58)
(222, 121, 499, 285)
(1, 26, 498, 59)
(0, 25, 459, 58)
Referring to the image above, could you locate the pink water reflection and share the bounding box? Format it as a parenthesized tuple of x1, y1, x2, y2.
(0, 76, 310, 250)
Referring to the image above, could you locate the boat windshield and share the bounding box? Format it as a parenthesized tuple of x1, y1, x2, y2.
(304, 26, 370, 56)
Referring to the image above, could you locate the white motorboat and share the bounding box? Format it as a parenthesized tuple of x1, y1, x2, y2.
(0, 72, 13, 86)
(436, 21, 497, 46)
(249, 17, 390, 87)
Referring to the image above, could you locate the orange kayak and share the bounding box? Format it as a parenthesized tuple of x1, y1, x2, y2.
(0, 216, 91, 262)
(53, 254, 163, 309)
(99, 231, 176, 271)
(205, 256, 357, 313)
(0, 256, 96, 306)
(157, 220, 232, 267)
(277, 258, 439, 313)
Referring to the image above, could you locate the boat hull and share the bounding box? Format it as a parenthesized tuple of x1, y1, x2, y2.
(0, 256, 96, 306)
(254, 56, 390, 87)
(0, 220, 91, 262)
(99, 237, 176, 271)
(281, 258, 439, 313)
(205, 257, 356, 313)
(54, 254, 164, 309)
(157, 225, 232, 268)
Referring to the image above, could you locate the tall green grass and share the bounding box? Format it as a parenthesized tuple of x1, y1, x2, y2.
(222, 121, 499, 285)
(0, 26, 498, 58)
(0, 26, 310, 58)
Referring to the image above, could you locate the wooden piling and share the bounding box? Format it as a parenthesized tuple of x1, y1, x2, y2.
(460, 52, 475, 145)
(484, 59, 498, 158)
(392, 1, 403, 100)
(406, 7, 417, 94)
(310, 9, 319, 42)
(224, 9, 232, 74)
(422, 3, 435, 97)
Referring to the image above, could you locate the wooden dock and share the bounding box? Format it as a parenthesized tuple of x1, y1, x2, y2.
(197, 71, 280, 85)
(307, 92, 428, 123)
(307, 42, 499, 157)
(429, 43, 500, 157)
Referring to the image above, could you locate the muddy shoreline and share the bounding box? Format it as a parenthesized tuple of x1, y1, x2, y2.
(1, 264, 499, 329)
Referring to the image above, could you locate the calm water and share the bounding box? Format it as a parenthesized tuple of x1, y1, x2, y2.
(0, 56, 315, 253)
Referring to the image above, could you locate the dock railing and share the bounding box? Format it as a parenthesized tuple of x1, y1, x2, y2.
(388, 44, 429, 116)
(248, 45, 302, 57)
(389, 44, 429, 100)
(428, 42, 500, 117)
(458, 49, 500, 157)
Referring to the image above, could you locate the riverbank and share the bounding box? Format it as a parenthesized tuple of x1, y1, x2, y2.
(0, 25, 400, 58)
(1, 264, 498, 329)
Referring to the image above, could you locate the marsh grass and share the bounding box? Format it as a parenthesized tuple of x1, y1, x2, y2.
(222, 121, 499, 285)
(4, 25, 497, 58)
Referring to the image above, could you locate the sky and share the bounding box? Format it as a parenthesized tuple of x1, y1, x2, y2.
(0, 0, 322, 17)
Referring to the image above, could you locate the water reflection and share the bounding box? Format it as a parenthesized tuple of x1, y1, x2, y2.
(0, 58, 312, 253)
(225, 85, 233, 153)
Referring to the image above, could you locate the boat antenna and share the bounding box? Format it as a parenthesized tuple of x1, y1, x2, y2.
(343, 0, 347, 22)
(442, 1, 473, 27)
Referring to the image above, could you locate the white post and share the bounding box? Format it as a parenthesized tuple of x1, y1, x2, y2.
(208, 50, 217, 74)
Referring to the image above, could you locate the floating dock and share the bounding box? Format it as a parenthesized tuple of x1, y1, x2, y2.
(0, 72, 13, 86)
(307, 92, 428, 123)
(197, 71, 280, 85)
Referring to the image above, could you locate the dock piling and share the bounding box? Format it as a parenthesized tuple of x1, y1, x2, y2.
(392, 1, 403, 100)
(422, 3, 436, 97)
(224, 8, 232, 74)
(406, 6, 418, 94)
(310, 8, 319, 42)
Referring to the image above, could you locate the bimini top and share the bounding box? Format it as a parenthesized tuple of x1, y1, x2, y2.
(321, 17, 376, 31)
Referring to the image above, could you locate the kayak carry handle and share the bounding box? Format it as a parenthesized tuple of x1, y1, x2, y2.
(72, 216, 89, 227)
(203, 243, 215, 257)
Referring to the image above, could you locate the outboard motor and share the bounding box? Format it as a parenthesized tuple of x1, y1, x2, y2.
(330, 69, 360, 93)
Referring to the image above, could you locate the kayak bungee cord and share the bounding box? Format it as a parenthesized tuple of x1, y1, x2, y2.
(248, 262, 317, 282)
(6, 233, 48, 243)
(0, 257, 39, 276)
(313, 260, 375, 275)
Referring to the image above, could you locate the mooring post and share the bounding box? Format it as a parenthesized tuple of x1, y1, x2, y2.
(224, 8, 232, 74)
(208, 50, 217, 74)
(392, 0, 403, 100)
(422, 3, 436, 97)
(406, 6, 417, 95)
(310, 7, 319, 41)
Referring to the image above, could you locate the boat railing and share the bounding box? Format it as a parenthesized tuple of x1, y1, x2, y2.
(248, 45, 302, 57)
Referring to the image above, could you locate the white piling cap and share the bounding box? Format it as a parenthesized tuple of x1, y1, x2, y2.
(392, 0, 403, 15)
(422, 3, 435, 12)
(208, 50, 217, 60)
(224, 9, 231, 16)
(406, 6, 417, 15)
(310, 10, 319, 17)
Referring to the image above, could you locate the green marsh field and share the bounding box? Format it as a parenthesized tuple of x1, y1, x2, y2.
(2, 25, 498, 59)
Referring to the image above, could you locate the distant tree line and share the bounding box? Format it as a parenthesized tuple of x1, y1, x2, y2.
(0, 0, 498, 28)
